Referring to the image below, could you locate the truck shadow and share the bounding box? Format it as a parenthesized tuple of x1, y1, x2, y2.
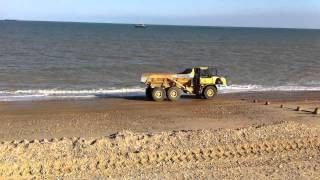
(94, 94, 199, 101)
(94, 94, 149, 101)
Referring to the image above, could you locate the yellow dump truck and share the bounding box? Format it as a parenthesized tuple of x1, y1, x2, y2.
(141, 67, 227, 101)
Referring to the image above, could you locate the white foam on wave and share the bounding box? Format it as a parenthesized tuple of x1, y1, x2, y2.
(10, 88, 145, 95)
(0, 88, 145, 101)
(221, 84, 320, 93)
(0, 85, 320, 101)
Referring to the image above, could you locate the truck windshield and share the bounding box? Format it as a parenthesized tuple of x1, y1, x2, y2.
(208, 68, 218, 75)
(178, 68, 192, 74)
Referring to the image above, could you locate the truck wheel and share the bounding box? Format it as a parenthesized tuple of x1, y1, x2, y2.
(152, 87, 166, 101)
(203, 86, 217, 99)
(167, 87, 182, 101)
(146, 87, 153, 100)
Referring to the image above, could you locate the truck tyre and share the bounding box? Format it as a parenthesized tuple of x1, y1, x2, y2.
(152, 87, 166, 101)
(203, 86, 217, 99)
(167, 87, 182, 101)
(146, 87, 153, 100)
(195, 93, 203, 99)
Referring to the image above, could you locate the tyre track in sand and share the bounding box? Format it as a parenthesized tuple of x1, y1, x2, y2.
(0, 122, 320, 178)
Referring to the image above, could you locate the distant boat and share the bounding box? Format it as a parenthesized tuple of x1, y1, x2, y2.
(3, 19, 18, 21)
(135, 24, 147, 28)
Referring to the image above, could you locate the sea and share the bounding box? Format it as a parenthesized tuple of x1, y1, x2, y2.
(0, 21, 320, 101)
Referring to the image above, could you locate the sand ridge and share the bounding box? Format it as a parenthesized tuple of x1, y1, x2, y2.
(1, 121, 320, 179)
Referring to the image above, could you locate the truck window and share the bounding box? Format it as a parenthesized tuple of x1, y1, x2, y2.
(208, 68, 218, 75)
(200, 69, 212, 78)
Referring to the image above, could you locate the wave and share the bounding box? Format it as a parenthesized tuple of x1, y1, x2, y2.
(0, 88, 145, 101)
(222, 84, 320, 93)
(0, 85, 320, 101)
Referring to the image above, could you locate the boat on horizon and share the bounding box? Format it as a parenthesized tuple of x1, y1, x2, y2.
(2, 19, 18, 21)
(135, 24, 147, 28)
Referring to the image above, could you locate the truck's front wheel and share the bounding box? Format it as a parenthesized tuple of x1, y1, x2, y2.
(167, 87, 182, 101)
(203, 86, 217, 99)
(152, 87, 166, 101)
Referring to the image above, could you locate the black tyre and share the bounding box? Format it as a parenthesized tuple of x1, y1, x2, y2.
(195, 93, 203, 99)
(167, 87, 182, 101)
(152, 87, 166, 101)
(203, 86, 217, 99)
(145, 87, 153, 100)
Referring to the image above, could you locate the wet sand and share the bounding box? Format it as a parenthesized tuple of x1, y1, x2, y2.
(0, 91, 319, 141)
(0, 91, 320, 179)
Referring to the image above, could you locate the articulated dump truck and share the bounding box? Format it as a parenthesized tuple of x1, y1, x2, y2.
(140, 67, 227, 101)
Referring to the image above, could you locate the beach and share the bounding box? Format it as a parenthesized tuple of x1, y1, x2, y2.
(0, 91, 319, 178)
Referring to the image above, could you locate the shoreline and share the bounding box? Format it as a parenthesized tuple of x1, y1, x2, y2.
(0, 90, 319, 141)
(0, 89, 320, 102)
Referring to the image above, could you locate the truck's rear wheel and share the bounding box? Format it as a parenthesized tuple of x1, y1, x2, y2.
(146, 87, 153, 100)
(203, 86, 217, 99)
(152, 87, 166, 101)
(195, 93, 203, 99)
(167, 87, 182, 101)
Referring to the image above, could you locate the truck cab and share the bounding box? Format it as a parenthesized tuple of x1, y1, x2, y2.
(178, 67, 227, 87)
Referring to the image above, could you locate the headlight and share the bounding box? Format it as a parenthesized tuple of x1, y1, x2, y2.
(140, 75, 148, 83)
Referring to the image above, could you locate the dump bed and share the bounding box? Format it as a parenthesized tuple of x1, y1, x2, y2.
(141, 73, 192, 83)
(141, 73, 193, 88)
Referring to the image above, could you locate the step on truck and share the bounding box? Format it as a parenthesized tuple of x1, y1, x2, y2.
(140, 67, 227, 101)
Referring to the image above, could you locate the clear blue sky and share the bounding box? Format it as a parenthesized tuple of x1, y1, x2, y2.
(1, 0, 320, 29)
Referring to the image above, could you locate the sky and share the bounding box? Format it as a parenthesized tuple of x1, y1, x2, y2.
(1, 0, 320, 29)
